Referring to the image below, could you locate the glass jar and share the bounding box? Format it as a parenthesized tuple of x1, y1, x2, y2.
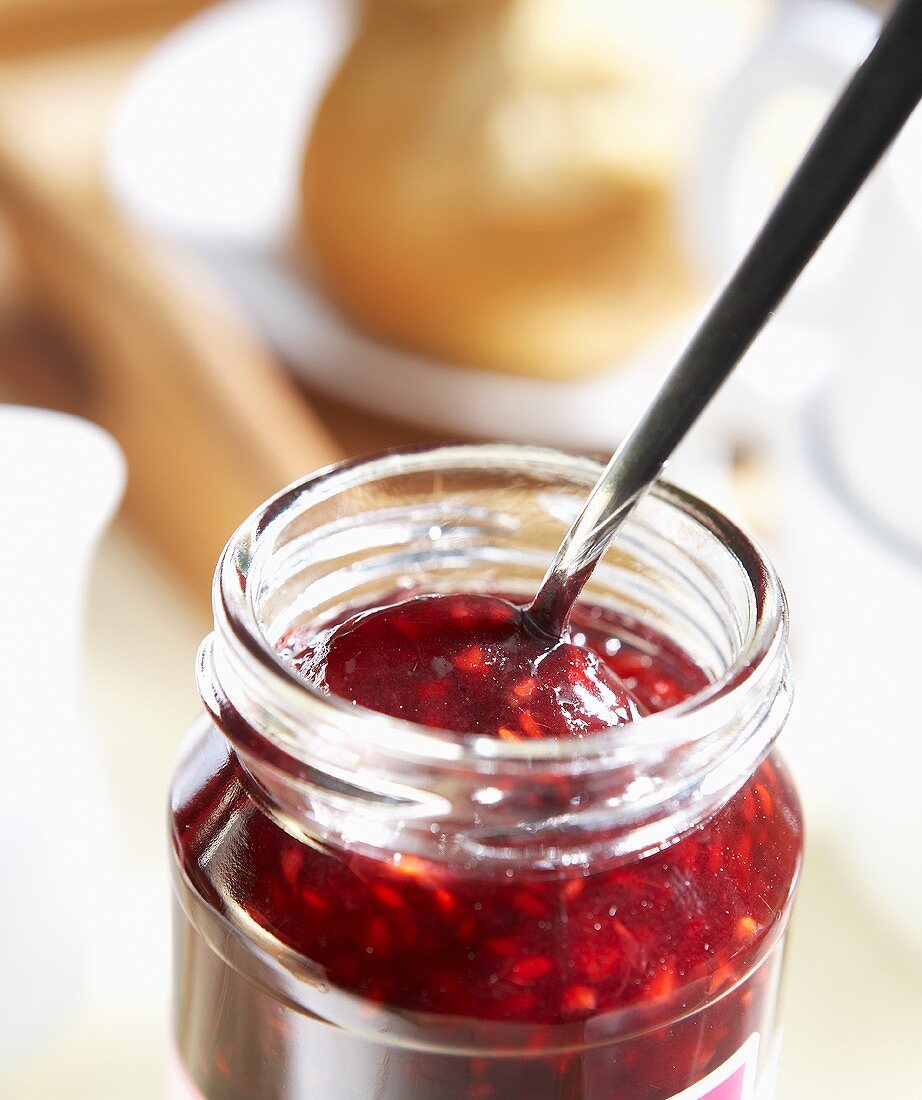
(169, 444, 802, 1100)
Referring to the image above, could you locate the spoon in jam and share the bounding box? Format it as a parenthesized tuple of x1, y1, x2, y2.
(295, 0, 922, 737)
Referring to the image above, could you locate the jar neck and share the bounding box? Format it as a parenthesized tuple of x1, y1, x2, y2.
(199, 445, 791, 875)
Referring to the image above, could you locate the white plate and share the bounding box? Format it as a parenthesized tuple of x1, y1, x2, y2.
(106, 0, 836, 459)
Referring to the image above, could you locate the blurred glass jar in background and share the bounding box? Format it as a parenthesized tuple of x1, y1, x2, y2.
(169, 445, 802, 1100)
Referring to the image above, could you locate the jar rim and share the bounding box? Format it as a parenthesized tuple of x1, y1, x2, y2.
(209, 443, 788, 776)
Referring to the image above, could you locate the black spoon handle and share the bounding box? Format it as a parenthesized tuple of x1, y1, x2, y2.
(529, 0, 922, 635)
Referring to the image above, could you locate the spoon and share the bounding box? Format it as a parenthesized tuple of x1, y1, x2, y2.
(526, 0, 922, 638)
(298, 0, 922, 732)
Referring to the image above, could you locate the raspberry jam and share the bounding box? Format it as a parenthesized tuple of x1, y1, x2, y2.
(171, 446, 801, 1100)
(291, 593, 648, 737)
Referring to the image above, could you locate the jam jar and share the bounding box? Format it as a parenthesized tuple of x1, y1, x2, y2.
(170, 444, 802, 1100)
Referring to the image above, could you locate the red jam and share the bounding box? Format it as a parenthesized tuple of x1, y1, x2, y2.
(292, 593, 644, 737)
(173, 592, 801, 1099)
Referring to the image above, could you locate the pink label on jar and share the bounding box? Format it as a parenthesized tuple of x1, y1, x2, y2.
(667, 1034, 760, 1100)
(167, 1048, 205, 1100)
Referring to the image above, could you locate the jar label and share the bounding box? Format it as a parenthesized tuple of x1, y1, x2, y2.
(167, 1047, 205, 1100)
(667, 1033, 760, 1100)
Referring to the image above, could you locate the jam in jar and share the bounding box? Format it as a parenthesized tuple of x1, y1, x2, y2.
(170, 445, 802, 1099)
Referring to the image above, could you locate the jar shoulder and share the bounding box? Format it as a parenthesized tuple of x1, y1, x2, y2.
(170, 722, 802, 1030)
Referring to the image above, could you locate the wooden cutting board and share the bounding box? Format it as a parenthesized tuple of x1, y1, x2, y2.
(0, 29, 342, 595)
(0, 0, 215, 58)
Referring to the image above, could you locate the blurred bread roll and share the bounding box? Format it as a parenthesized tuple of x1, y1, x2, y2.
(300, 0, 768, 379)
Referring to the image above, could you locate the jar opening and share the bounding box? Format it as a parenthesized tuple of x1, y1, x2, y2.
(200, 444, 791, 871)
